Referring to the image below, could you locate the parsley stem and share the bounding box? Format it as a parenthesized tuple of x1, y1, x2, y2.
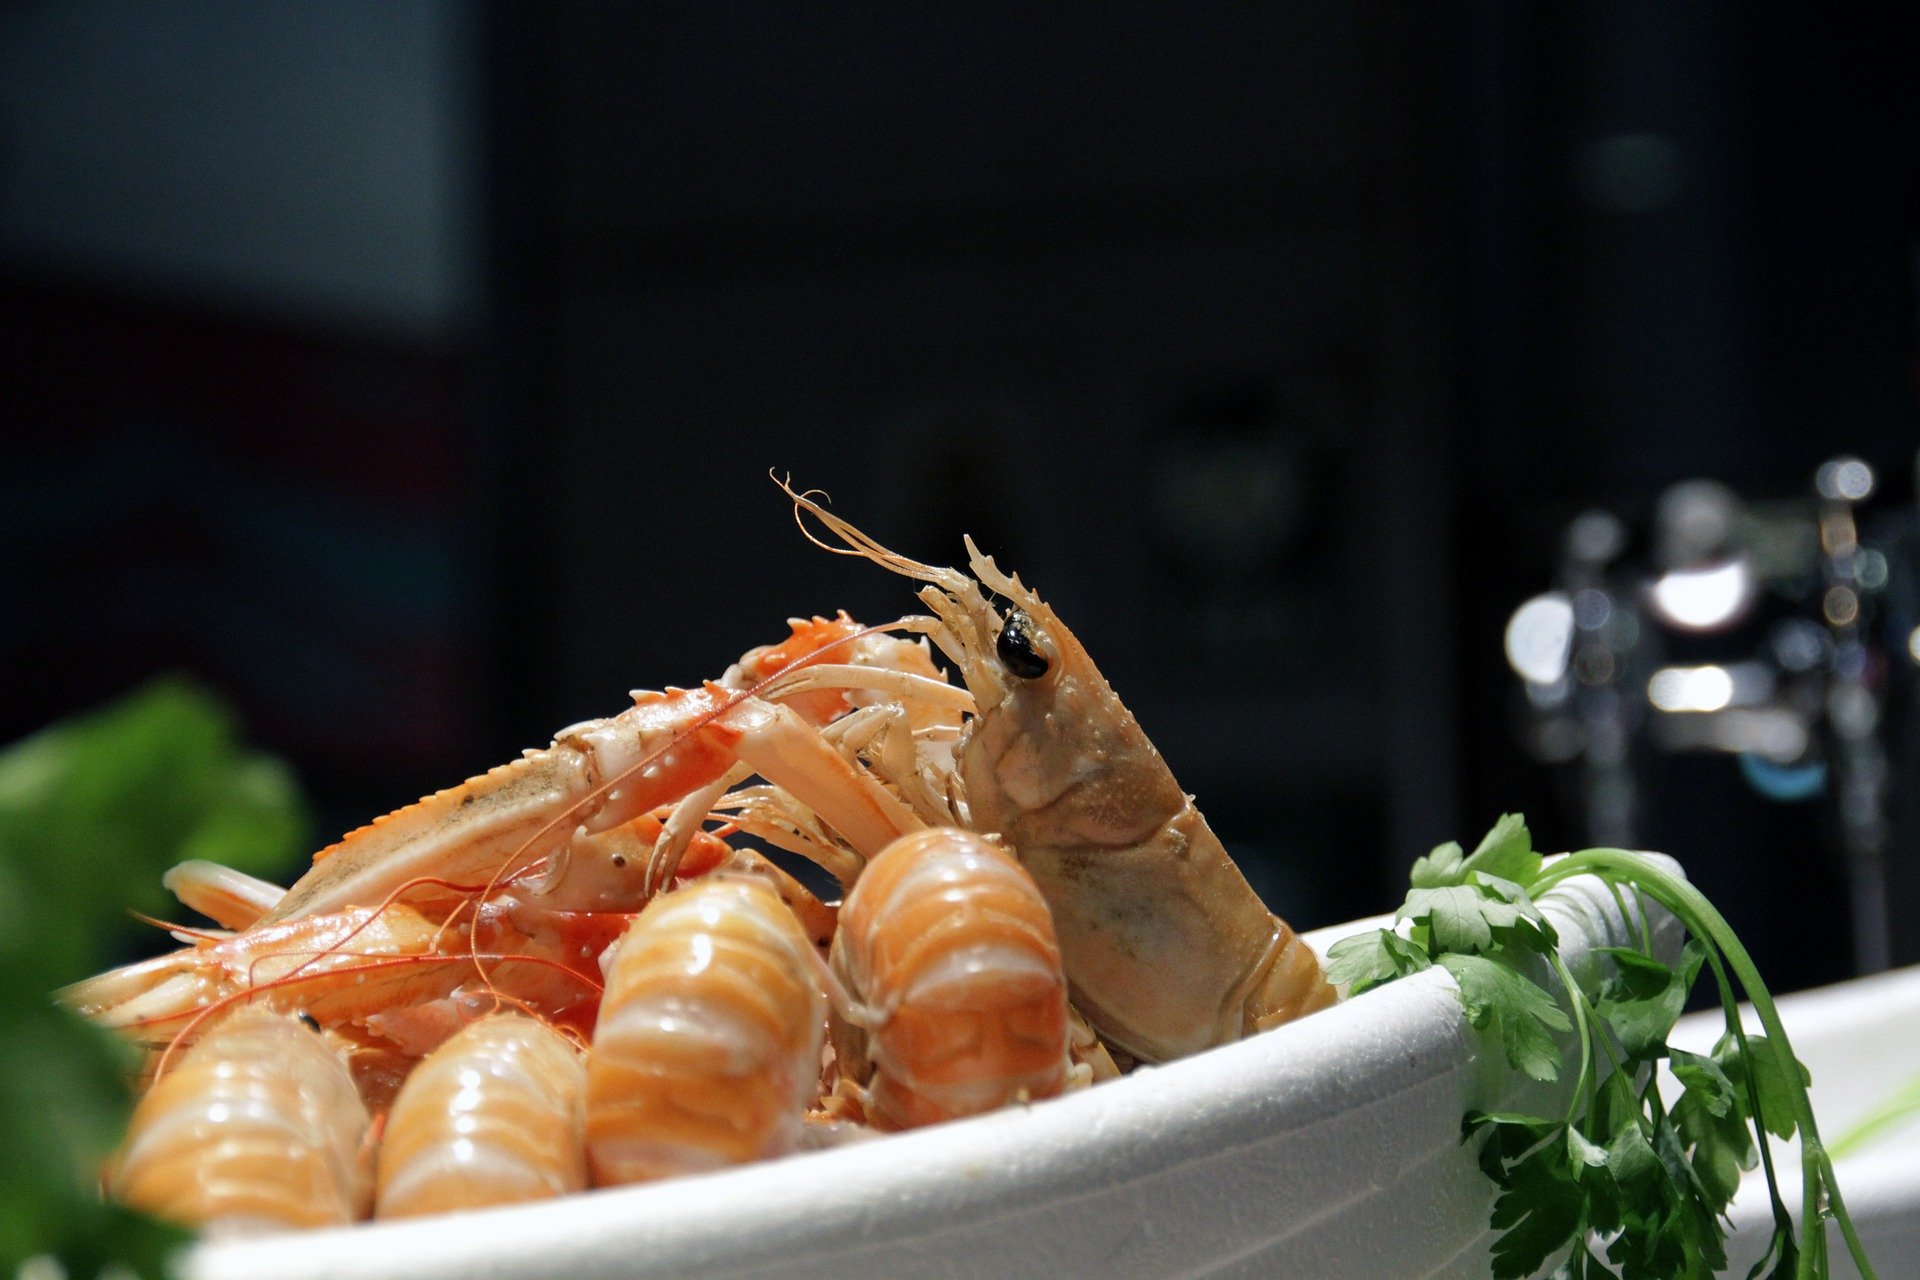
(1534, 849, 1877, 1280)
(1824, 1149, 1874, 1273)
(1546, 950, 1598, 1128)
(1701, 941, 1794, 1236)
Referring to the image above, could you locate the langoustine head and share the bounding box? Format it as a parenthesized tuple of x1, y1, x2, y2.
(783, 482, 1186, 862)
(781, 487, 1051, 825)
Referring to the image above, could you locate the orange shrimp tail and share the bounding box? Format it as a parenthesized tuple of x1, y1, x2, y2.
(835, 828, 1069, 1130)
(114, 1009, 371, 1235)
(376, 1013, 587, 1219)
(585, 880, 826, 1185)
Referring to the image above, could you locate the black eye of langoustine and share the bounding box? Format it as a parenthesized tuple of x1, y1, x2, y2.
(996, 610, 1051, 679)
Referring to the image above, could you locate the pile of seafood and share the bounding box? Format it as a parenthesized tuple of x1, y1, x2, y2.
(63, 489, 1336, 1235)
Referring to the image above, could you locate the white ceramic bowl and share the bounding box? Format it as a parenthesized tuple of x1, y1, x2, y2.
(183, 873, 1675, 1280)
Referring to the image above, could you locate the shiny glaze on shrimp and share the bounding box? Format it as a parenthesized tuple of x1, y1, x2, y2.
(786, 483, 1336, 1062)
(112, 1008, 371, 1236)
(830, 827, 1069, 1129)
(376, 1012, 587, 1219)
(585, 877, 827, 1185)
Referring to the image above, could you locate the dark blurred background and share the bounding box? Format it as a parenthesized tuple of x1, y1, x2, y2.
(4, 3, 1918, 994)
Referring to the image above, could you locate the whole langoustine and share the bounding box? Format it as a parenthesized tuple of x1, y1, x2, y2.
(111, 1007, 371, 1236)
(785, 483, 1336, 1063)
(376, 1011, 587, 1219)
(830, 827, 1070, 1130)
(584, 876, 828, 1185)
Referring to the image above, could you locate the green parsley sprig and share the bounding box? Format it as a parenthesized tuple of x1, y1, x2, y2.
(0, 679, 309, 1279)
(1325, 815, 1874, 1280)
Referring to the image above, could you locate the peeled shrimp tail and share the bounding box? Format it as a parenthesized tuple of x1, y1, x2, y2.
(377, 1012, 587, 1218)
(831, 827, 1070, 1131)
(585, 878, 828, 1185)
(112, 1007, 371, 1236)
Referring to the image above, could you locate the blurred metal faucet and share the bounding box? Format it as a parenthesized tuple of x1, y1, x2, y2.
(1505, 454, 1911, 975)
(1816, 459, 1891, 973)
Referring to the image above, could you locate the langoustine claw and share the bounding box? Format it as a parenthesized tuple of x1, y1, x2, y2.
(260, 616, 953, 926)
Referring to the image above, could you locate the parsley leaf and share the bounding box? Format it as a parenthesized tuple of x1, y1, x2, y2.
(1324, 928, 1432, 994)
(1398, 869, 1556, 959)
(1439, 953, 1572, 1083)
(1553, 1243, 1613, 1280)
(1716, 1034, 1809, 1143)
(1465, 1112, 1586, 1279)
(1595, 941, 1705, 1061)
(1490, 1133, 1585, 1278)
(1672, 1048, 1755, 1213)
(0, 679, 308, 1278)
(1671, 1047, 1737, 1120)
(1745, 1223, 1801, 1280)
(1402, 885, 1507, 953)
(1410, 839, 1467, 889)
(1463, 812, 1542, 884)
